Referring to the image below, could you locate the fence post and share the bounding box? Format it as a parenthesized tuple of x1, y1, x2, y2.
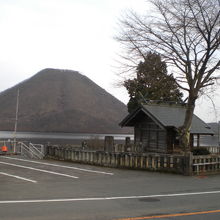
(184, 152, 193, 176)
(125, 137, 131, 152)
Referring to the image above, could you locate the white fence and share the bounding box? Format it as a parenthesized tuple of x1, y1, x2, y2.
(0, 140, 45, 159)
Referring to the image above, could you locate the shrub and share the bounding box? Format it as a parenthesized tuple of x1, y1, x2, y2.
(192, 147, 210, 155)
(85, 136, 104, 151)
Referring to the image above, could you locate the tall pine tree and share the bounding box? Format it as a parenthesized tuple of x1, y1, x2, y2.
(124, 52, 183, 113)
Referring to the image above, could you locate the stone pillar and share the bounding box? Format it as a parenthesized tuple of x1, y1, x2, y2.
(81, 141, 87, 150)
(125, 137, 131, 152)
(104, 136, 114, 152)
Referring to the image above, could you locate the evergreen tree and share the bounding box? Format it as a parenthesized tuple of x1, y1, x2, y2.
(124, 52, 183, 113)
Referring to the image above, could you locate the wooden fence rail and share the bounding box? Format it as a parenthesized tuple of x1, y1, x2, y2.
(44, 146, 220, 176)
(204, 146, 220, 154)
(46, 146, 190, 175)
(193, 155, 220, 175)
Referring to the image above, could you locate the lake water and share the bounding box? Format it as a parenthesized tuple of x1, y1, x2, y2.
(0, 131, 134, 143)
(0, 131, 218, 146)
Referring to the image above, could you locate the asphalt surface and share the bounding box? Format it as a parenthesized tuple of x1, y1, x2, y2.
(0, 155, 220, 220)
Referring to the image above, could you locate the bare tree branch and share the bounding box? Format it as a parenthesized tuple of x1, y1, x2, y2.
(116, 0, 220, 150)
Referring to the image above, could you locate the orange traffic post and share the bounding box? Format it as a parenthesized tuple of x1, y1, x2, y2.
(1, 145, 8, 153)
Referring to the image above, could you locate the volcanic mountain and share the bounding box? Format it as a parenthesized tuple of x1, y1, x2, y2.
(0, 68, 131, 134)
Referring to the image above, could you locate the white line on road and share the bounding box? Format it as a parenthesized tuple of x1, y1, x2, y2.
(0, 172, 37, 183)
(0, 161, 78, 179)
(1, 156, 114, 175)
(0, 190, 220, 204)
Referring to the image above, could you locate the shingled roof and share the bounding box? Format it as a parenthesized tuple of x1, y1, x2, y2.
(120, 104, 214, 135)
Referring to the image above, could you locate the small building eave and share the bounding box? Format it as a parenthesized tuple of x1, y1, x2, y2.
(171, 127, 214, 136)
(119, 106, 165, 130)
(120, 104, 214, 136)
(119, 107, 141, 127)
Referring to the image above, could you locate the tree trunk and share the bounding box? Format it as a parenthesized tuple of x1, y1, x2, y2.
(179, 92, 197, 152)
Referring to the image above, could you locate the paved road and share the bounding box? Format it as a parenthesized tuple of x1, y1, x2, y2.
(0, 155, 220, 220)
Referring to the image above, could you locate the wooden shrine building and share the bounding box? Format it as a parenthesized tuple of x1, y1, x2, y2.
(120, 103, 214, 153)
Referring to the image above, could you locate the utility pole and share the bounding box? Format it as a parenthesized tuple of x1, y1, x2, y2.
(13, 89, 19, 153)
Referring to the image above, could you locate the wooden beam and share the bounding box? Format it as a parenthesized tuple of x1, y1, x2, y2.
(190, 134, 194, 150)
(197, 134, 200, 147)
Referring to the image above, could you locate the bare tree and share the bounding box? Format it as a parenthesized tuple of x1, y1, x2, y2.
(116, 0, 220, 151)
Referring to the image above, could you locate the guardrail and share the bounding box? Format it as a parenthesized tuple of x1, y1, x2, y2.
(17, 142, 44, 159)
(28, 143, 45, 159)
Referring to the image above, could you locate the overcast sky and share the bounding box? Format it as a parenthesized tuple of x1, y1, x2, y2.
(0, 0, 219, 123)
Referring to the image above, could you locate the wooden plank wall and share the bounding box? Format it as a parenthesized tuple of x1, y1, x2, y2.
(134, 115, 167, 153)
